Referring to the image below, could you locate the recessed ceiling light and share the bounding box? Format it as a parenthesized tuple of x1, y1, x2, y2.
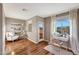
(22, 8, 27, 11)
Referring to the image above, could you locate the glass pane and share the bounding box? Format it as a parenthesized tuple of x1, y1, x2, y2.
(55, 18, 70, 35)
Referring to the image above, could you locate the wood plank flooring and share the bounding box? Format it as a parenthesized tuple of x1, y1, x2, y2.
(5, 39, 53, 55)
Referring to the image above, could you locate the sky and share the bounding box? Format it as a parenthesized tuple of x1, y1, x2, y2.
(55, 18, 70, 27)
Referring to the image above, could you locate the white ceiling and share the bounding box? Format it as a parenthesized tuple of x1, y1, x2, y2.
(3, 3, 79, 20)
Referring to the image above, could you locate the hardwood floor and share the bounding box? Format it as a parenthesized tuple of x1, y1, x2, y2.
(5, 39, 53, 55)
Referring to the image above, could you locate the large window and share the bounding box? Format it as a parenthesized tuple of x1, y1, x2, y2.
(55, 18, 70, 35)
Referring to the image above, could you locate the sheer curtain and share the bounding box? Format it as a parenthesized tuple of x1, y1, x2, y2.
(50, 16, 56, 34)
(50, 9, 79, 54)
(49, 16, 56, 44)
(69, 9, 79, 54)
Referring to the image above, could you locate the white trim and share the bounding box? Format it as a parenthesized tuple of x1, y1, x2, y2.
(38, 39, 46, 42)
(37, 21, 44, 43)
(27, 37, 38, 44)
(2, 4, 5, 55)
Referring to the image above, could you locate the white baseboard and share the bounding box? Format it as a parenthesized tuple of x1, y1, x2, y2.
(27, 37, 38, 44)
(38, 39, 48, 42)
(72, 49, 79, 55)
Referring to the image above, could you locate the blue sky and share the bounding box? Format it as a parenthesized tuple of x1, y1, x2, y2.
(55, 18, 70, 27)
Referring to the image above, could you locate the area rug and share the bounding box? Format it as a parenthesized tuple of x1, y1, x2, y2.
(44, 45, 73, 55)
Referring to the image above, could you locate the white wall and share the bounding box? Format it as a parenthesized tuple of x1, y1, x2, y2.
(2, 4, 6, 55)
(26, 16, 44, 43)
(0, 4, 3, 55)
(5, 17, 26, 32)
(50, 16, 56, 35)
(44, 17, 51, 42)
(77, 9, 79, 52)
(26, 16, 37, 43)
